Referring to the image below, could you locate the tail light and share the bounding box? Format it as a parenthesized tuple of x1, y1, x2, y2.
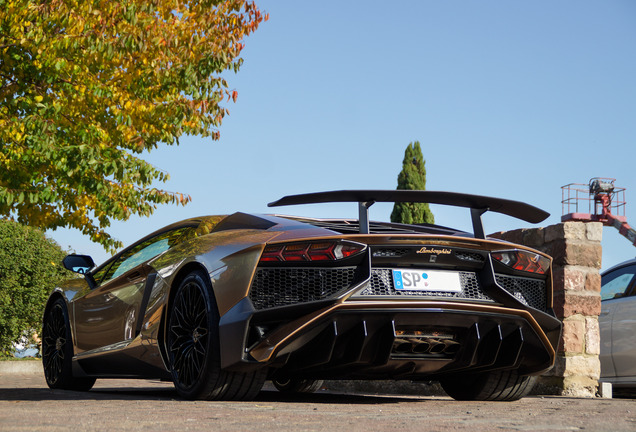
(492, 250, 550, 275)
(260, 241, 366, 262)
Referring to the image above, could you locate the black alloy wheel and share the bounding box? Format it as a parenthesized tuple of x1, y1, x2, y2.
(168, 273, 210, 390)
(167, 270, 265, 400)
(42, 298, 96, 391)
(440, 369, 537, 401)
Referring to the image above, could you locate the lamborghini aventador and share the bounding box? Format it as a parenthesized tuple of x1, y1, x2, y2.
(42, 190, 561, 401)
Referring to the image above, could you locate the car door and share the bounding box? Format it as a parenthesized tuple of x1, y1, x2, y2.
(73, 227, 192, 354)
(611, 291, 636, 379)
(600, 263, 636, 380)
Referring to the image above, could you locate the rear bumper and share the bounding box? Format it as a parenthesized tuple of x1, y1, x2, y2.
(219, 298, 561, 379)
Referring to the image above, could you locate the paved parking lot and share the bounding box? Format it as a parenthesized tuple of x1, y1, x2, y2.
(0, 372, 635, 432)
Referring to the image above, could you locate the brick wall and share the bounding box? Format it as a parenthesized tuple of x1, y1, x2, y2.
(490, 222, 602, 397)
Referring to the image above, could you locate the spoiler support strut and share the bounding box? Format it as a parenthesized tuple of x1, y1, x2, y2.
(470, 207, 488, 239)
(358, 201, 375, 235)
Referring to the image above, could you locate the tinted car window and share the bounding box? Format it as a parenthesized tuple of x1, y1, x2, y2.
(601, 264, 636, 301)
(94, 227, 192, 285)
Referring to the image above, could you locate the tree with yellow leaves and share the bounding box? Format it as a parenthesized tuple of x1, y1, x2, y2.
(0, 0, 266, 251)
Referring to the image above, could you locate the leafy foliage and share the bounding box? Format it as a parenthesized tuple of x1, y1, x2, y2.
(0, 0, 267, 251)
(0, 219, 73, 358)
(390, 141, 435, 225)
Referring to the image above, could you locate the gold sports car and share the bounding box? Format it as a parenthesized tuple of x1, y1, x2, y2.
(42, 190, 561, 401)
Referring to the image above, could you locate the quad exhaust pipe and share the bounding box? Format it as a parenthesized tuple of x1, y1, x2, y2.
(391, 337, 460, 355)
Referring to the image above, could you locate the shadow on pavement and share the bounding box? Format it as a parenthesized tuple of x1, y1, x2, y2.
(257, 390, 424, 404)
(0, 386, 178, 402)
(0, 385, 424, 404)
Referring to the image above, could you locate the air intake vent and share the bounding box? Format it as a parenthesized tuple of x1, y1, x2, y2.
(249, 267, 356, 310)
(495, 274, 547, 312)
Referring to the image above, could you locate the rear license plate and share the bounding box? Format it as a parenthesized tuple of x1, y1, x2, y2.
(392, 269, 461, 293)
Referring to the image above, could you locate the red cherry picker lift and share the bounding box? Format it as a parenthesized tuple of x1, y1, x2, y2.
(561, 177, 636, 246)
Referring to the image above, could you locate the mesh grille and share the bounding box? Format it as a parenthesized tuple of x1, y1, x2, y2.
(495, 274, 547, 312)
(358, 269, 493, 301)
(455, 251, 485, 262)
(372, 248, 409, 258)
(249, 267, 356, 310)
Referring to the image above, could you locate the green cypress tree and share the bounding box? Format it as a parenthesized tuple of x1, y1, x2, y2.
(390, 141, 435, 225)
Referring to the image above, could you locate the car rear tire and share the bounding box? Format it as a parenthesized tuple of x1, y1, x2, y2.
(440, 369, 537, 401)
(167, 270, 265, 400)
(272, 378, 324, 393)
(42, 298, 96, 391)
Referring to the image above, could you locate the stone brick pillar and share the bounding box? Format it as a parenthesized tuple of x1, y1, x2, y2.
(490, 222, 602, 397)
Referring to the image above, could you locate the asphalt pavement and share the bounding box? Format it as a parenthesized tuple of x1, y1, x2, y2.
(0, 365, 635, 432)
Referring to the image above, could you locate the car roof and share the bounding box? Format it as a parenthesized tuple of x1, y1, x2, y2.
(602, 257, 636, 276)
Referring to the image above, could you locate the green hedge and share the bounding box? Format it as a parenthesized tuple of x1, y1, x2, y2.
(0, 219, 73, 357)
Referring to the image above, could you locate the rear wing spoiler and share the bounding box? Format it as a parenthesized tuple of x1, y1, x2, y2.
(268, 190, 549, 239)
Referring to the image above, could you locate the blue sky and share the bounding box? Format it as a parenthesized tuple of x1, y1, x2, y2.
(49, 1, 636, 271)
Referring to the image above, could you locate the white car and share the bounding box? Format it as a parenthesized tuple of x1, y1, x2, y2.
(600, 258, 636, 391)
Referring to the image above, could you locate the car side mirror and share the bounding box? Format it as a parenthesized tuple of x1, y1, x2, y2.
(62, 254, 96, 274)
